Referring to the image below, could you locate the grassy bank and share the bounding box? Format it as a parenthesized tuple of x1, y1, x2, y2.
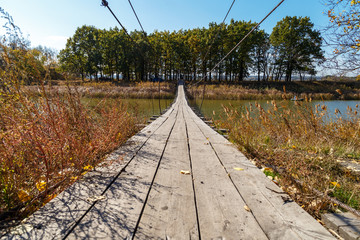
(187, 81, 360, 100)
(24, 81, 176, 99)
(216, 100, 360, 217)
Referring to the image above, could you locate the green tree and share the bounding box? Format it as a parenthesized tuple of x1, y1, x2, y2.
(224, 20, 257, 81)
(59, 25, 102, 81)
(270, 16, 324, 81)
(131, 30, 151, 81)
(59, 37, 87, 80)
(251, 30, 270, 81)
(206, 22, 226, 81)
(186, 29, 202, 80)
(148, 31, 163, 79)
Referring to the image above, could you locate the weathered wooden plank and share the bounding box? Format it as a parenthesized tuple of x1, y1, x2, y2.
(4, 103, 176, 240)
(210, 143, 334, 240)
(183, 103, 335, 239)
(65, 101, 180, 239)
(134, 106, 198, 239)
(182, 104, 268, 239)
(322, 212, 360, 240)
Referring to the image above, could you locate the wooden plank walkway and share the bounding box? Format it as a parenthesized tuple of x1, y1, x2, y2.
(3, 82, 335, 239)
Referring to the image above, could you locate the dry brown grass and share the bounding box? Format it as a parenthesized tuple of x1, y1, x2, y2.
(0, 45, 140, 224)
(188, 82, 360, 100)
(218, 100, 360, 217)
(24, 81, 176, 99)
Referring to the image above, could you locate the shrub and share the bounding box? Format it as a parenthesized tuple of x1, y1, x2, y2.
(0, 43, 139, 223)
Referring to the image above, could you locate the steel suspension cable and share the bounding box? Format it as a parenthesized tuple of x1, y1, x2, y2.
(101, 0, 162, 114)
(210, 0, 285, 75)
(127, 0, 145, 34)
(197, 0, 285, 110)
(201, 0, 236, 65)
(189, 0, 236, 111)
(125, 0, 162, 114)
(101, 0, 135, 43)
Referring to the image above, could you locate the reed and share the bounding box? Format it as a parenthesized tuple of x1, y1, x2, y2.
(24, 81, 176, 99)
(218, 100, 360, 217)
(188, 82, 360, 100)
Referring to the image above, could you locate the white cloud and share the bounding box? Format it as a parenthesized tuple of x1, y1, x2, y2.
(31, 35, 69, 51)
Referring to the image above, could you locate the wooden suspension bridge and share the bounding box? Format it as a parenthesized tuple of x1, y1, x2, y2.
(4, 82, 335, 239)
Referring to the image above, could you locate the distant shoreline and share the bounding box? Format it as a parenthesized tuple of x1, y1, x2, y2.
(186, 80, 360, 100)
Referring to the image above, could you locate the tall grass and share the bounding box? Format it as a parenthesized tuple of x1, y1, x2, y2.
(25, 81, 176, 99)
(0, 44, 139, 224)
(188, 83, 360, 100)
(218, 100, 360, 217)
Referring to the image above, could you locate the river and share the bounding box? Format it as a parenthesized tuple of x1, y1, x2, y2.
(189, 99, 360, 121)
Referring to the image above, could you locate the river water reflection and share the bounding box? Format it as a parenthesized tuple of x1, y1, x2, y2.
(189, 99, 360, 121)
(82, 97, 173, 120)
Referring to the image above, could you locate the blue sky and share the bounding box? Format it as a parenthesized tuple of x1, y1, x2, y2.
(0, 0, 329, 51)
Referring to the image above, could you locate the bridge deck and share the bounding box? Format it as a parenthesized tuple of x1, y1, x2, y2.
(5, 83, 335, 239)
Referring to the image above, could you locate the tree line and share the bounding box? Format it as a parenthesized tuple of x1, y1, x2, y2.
(3, 0, 359, 85)
(58, 16, 324, 82)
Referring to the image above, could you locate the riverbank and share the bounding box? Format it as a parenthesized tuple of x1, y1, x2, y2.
(24, 81, 177, 99)
(187, 81, 360, 100)
(207, 100, 360, 218)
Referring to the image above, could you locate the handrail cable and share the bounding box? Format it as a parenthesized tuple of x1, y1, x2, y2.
(201, 0, 236, 66)
(189, 0, 236, 111)
(211, 0, 285, 76)
(102, 0, 162, 113)
(125, 0, 161, 113)
(101, 0, 135, 43)
(194, 0, 285, 87)
(127, 0, 145, 34)
(197, 0, 285, 110)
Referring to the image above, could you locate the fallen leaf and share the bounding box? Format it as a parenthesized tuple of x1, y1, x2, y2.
(70, 176, 78, 181)
(83, 165, 93, 171)
(18, 190, 31, 203)
(86, 195, 107, 202)
(44, 194, 57, 205)
(330, 182, 340, 188)
(180, 170, 191, 175)
(233, 167, 244, 171)
(244, 205, 251, 212)
(36, 181, 47, 192)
